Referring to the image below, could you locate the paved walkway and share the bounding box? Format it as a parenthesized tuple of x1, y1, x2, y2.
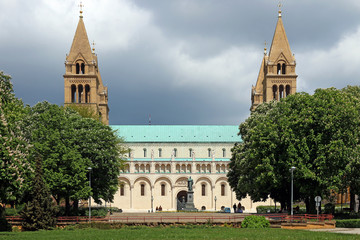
(309, 228, 360, 235)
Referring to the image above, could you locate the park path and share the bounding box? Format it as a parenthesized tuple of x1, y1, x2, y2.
(309, 228, 360, 235)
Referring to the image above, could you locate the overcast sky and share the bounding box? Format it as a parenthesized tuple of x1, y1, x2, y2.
(1, 0, 360, 125)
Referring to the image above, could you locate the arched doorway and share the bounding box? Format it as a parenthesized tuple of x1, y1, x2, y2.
(177, 190, 187, 211)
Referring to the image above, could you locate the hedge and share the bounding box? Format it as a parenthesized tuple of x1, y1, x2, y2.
(336, 219, 360, 228)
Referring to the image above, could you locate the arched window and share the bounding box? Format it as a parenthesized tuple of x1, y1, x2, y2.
(85, 84, 90, 103)
(208, 148, 211, 158)
(161, 184, 165, 196)
(158, 148, 162, 157)
(221, 184, 226, 196)
(222, 148, 226, 158)
(78, 84, 83, 103)
(279, 85, 284, 99)
(143, 148, 147, 158)
(173, 148, 177, 157)
(282, 63, 286, 74)
(141, 184, 145, 196)
(277, 63, 281, 74)
(286, 85, 291, 96)
(189, 148, 192, 158)
(71, 84, 76, 103)
(120, 184, 125, 196)
(76, 63, 80, 74)
(272, 85, 278, 100)
(202, 184, 206, 196)
(201, 206, 206, 211)
(187, 164, 191, 173)
(81, 63, 85, 74)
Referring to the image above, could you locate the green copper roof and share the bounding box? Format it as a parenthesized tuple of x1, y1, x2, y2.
(110, 125, 242, 143)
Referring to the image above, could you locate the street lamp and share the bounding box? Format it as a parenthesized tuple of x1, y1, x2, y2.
(151, 195, 154, 213)
(88, 167, 92, 223)
(214, 196, 217, 211)
(289, 166, 296, 217)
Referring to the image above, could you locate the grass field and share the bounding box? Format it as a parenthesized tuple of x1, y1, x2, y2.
(0, 226, 359, 240)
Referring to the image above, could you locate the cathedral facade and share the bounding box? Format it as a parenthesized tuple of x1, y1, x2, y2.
(64, 8, 295, 212)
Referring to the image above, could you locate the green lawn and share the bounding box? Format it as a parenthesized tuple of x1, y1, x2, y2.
(0, 226, 359, 240)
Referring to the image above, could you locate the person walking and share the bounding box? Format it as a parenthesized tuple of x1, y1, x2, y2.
(233, 203, 237, 213)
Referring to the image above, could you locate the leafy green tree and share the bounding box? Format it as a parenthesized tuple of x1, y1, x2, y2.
(21, 155, 57, 231)
(341, 86, 360, 211)
(65, 104, 100, 121)
(23, 102, 126, 215)
(0, 71, 31, 228)
(69, 114, 127, 206)
(228, 88, 360, 213)
(23, 102, 90, 214)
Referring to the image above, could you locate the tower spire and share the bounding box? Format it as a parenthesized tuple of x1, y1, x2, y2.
(78, 1, 84, 18)
(278, 2, 282, 17)
(250, 3, 297, 111)
(92, 40, 96, 53)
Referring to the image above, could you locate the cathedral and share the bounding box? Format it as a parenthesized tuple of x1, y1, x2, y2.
(64, 7, 296, 212)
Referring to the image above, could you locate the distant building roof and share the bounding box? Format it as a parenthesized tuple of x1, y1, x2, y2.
(110, 125, 242, 143)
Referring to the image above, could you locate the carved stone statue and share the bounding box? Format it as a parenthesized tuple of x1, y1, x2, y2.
(187, 176, 193, 192)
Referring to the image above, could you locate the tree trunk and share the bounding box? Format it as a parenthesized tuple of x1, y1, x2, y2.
(350, 188, 356, 211)
(54, 195, 60, 205)
(305, 196, 316, 214)
(280, 200, 286, 213)
(73, 200, 79, 215)
(65, 196, 70, 216)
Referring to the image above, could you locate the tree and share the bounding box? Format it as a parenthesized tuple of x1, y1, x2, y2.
(65, 104, 99, 121)
(0, 71, 31, 230)
(21, 154, 56, 231)
(23, 102, 126, 214)
(69, 114, 127, 206)
(23, 102, 89, 215)
(228, 88, 360, 213)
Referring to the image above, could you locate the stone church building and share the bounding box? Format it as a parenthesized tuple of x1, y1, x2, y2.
(64, 8, 296, 212)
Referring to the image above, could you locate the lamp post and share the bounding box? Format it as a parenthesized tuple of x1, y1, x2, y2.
(214, 196, 217, 211)
(289, 166, 296, 217)
(151, 195, 154, 213)
(88, 167, 92, 223)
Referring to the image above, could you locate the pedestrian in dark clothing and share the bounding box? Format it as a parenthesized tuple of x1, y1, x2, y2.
(233, 203, 237, 213)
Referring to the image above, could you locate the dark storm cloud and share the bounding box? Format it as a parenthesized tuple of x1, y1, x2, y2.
(1, 0, 360, 125)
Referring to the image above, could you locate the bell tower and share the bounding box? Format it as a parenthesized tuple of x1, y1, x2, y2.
(64, 5, 109, 125)
(251, 7, 297, 111)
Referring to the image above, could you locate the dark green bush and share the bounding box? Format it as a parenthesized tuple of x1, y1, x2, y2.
(336, 219, 360, 228)
(0, 217, 12, 232)
(256, 206, 280, 213)
(334, 212, 360, 219)
(5, 204, 24, 216)
(241, 215, 270, 228)
(324, 203, 335, 214)
(4, 208, 18, 216)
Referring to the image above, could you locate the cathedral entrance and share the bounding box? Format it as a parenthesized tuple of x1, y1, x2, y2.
(176, 191, 187, 211)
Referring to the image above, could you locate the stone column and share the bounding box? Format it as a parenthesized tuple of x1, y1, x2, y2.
(129, 159, 134, 173)
(130, 184, 134, 209)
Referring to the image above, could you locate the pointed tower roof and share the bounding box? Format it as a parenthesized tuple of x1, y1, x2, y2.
(268, 10, 295, 63)
(67, 16, 93, 62)
(253, 55, 266, 93)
